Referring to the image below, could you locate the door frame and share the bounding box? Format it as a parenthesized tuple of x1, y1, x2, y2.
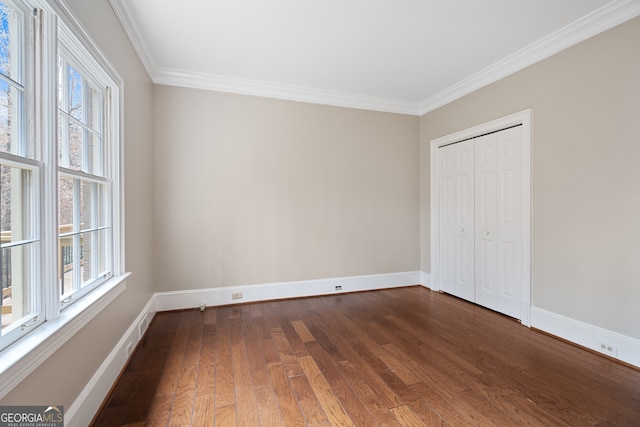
(430, 109, 532, 326)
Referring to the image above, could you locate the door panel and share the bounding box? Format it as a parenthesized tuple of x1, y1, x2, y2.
(475, 126, 524, 318)
(495, 127, 524, 319)
(475, 132, 498, 309)
(438, 140, 474, 302)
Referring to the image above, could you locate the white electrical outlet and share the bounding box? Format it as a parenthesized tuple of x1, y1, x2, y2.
(597, 341, 618, 357)
(232, 292, 243, 300)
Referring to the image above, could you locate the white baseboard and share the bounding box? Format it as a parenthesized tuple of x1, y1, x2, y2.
(154, 271, 424, 312)
(66, 297, 156, 427)
(531, 306, 640, 368)
(420, 271, 431, 289)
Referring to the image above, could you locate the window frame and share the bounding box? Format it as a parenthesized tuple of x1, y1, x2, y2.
(56, 24, 115, 308)
(0, 0, 128, 401)
(0, 0, 44, 348)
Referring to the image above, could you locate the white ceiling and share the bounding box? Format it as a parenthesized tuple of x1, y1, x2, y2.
(109, 0, 640, 115)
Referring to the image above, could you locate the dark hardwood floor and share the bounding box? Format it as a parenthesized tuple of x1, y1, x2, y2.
(91, 286, 640, 426)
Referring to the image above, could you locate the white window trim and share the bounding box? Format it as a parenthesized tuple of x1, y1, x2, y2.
(0, 0, 128, 399)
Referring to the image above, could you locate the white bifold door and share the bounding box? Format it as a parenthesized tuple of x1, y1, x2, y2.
(438, 125, 527, 321)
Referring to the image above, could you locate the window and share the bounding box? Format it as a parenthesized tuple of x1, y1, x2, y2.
(0, 0, 40, 349)
(0, 0, 123, 353)
(58, 48, 112, 305)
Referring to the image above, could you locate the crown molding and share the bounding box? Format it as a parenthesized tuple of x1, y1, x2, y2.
(109, 0, 640, 116)
(153, 68, 421, 115)
(418, 0, 640, 115)
(108, 0, 158, 78)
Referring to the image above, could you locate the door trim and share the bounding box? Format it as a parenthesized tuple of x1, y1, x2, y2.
(430, 109, 532, 326)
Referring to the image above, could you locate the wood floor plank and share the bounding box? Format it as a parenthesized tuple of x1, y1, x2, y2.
(377, 351, 422, 386)
(244, 320, 272, 389)
(308, 312, 406, 421)
(326, 312, 408, 409)
(391, 404, 427, 427)
(235, 385, 261, 426)
(195, 332, 215, 396)
(270, 326, 304, 378)
(192, 394, 215, 427)
(334, 362, 403, 427)
(382, 342, 466, 397)
(405, 382, 472, 426)
(183, 312, 204, 367)
(214, 404, 236, 427)
(167, 365, 197, 426)
(90, 406, 127, 427)
(260, 336, 280, 362)
(155, 312, 192, 397)
(304, 340, 378, 426)
(298, 354, 355, 427)
(384, 313, 485, 377)
(214, 308, 235, 409)
(289, 374, 330, 425)
(142, 394, 173, 426)
(203, 307, 217, 326)
(230, 319, 254, 389)
(254, 385, 285, 426)
(291, 319, 316, 343)
(268, 363, 307, 426)
(230, 318, 261, 426)
(92, 287, 640, 426)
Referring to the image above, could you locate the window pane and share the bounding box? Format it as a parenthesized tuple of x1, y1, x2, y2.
(79, 180, 95, 231)
(58, 116, 81, 170)
(58, 175, 73, 230)
(81, 229, 109, 287)
(62, 68, 103, 133)
(80, 231, 93, 286)
(0, 73, 24, 156)
(1, 163, 34, 242)
(58, 175, 111, 301)
(86, 84, 102, 133)
(95, 228, 107, 277)
(97, 182, 109, 228)
(59, 236, 74, 298)
(58, 62, 105, 175)
(66, 65, 82, 121)
(84, 130, 100, 176)
(58, 115, 105, 174)
(1, 242, 37, 333)
(0, 1, 21, 84)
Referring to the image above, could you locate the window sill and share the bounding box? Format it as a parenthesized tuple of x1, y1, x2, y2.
(0, 272, 130, 400)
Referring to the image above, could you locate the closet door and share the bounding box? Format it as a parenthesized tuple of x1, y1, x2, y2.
(438, 139, 475, 302)
(475, 126, 524, 319)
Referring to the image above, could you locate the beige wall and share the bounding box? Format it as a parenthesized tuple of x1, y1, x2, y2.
(420, 17, 640, 339)
(0, 0, 154, 409)
(153, 87, 420, 291)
